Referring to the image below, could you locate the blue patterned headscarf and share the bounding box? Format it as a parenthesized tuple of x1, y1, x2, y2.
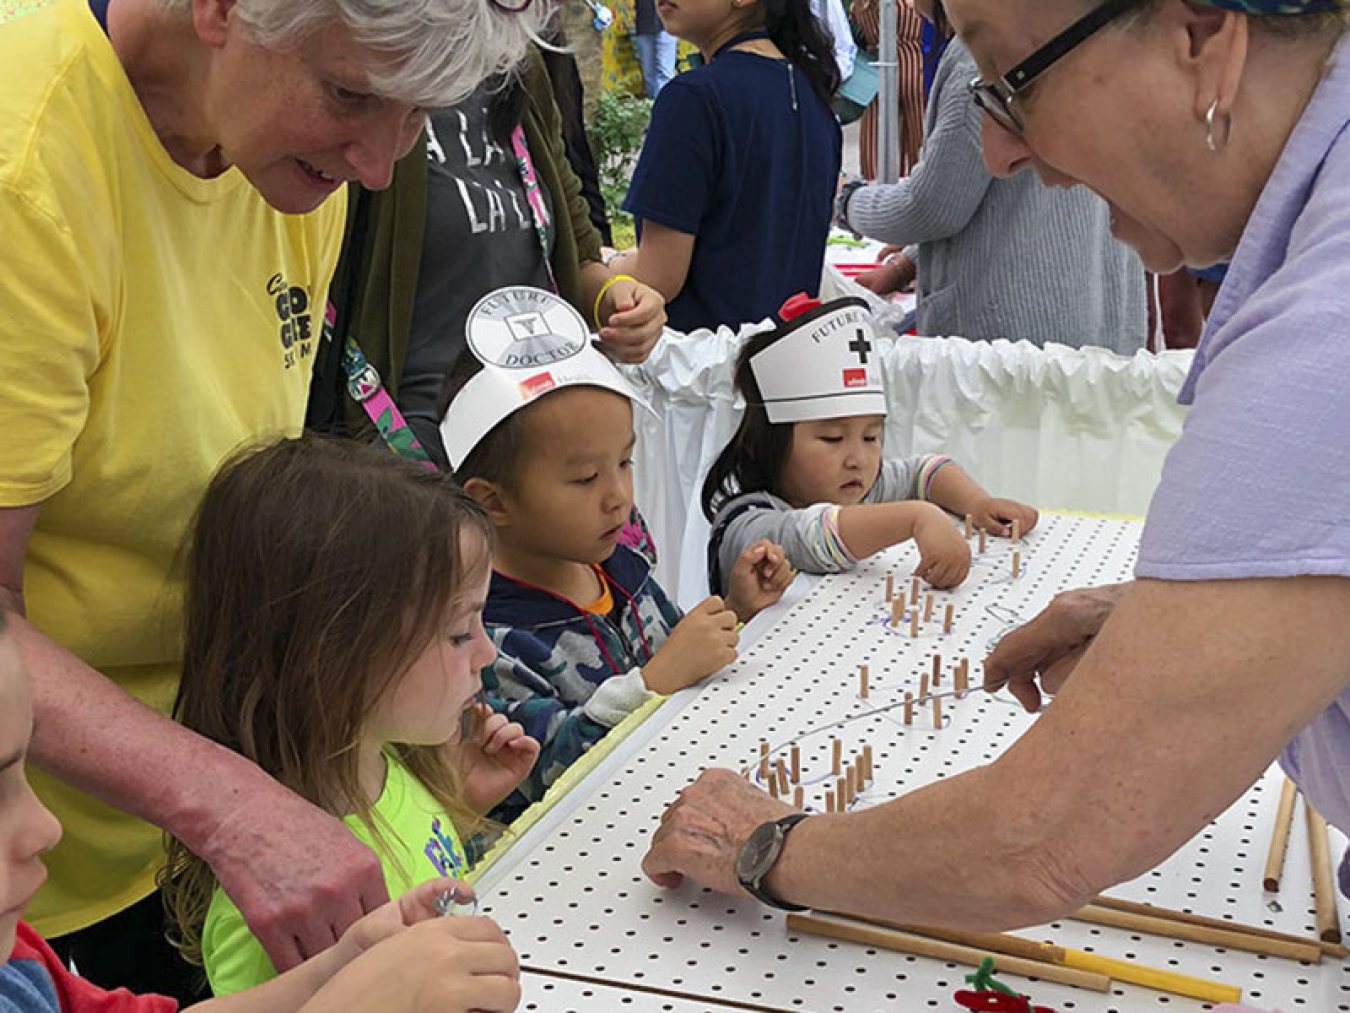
(1198, 0, 1342, 11)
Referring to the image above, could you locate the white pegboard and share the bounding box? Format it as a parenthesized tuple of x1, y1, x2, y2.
(484, 515, 1350, 1012)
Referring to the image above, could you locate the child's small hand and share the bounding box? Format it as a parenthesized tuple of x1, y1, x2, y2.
(913, 511, 971, 588)
(642, 596, 739, 695)
(723, 539, 795, 623)
(970, 497, 1039, 539)
(339, 878, 478, 957)
(458, 704, 541, 815)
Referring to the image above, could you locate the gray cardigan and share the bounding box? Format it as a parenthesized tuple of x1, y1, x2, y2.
(844, 38, 1147, 354)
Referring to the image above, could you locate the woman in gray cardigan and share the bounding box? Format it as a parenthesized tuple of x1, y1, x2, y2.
(837, 22, 1148, 353)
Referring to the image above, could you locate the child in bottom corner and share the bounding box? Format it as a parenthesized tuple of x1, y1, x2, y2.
(703, 294, 1038, 597)
(437, 298, 794, 823)
(0, 607, 524, 1013)
(161, 437, 541, 996)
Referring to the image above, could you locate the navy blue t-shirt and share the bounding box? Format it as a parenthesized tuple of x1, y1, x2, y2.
(623, 51, 842, 332)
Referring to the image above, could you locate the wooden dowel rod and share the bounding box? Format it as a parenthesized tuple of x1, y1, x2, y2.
(848, 917, 1064, 964)
(786, 913, 1111, 993)
(1307, 804, 1343, 944)
(1072, 904, 1321, 962)
(1264, 778, 1299, 892)
(1092, 894, 1347, 960)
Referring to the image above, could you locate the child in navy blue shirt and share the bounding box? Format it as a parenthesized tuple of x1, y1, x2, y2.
(613, 0, 842, 331)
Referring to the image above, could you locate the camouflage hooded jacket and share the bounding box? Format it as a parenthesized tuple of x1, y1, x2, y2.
(483, 544, 683, 821)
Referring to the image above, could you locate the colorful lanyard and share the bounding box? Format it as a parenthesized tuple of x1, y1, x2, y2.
(331, 303, 434, 467)
(336, 124, 555, 466)
(509, 123, 558, 295)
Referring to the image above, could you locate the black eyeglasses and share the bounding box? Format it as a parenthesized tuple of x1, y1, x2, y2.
(967, 0, 1142, 136)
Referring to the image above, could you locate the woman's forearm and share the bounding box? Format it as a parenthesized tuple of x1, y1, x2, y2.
(15, 609, 272, 856)
(765, 577, 1350, 929)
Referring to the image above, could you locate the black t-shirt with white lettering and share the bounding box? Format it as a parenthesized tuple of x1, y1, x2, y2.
(399, 96, 556, 464)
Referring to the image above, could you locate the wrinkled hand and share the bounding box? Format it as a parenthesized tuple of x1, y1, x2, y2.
(969, 497, 1039, 539)
(302, 913, 520, 1013)
(202, 775, 389, 972)
(983, 583, 1130, 712)
(642, 596, 739, 694)
(642, 768, 795, 894)
(912, 508, 971, 588)
(459, 704, 540, 815)
(598, 277, 666, 364)
(723, 539, 795, 623)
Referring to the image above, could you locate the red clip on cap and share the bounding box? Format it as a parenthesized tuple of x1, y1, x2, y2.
(778, 292, 821, 322)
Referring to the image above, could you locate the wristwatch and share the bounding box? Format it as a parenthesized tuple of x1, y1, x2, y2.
(735, 813, 811, 911)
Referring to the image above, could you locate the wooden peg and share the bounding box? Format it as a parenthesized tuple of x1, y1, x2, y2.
(793, 785, 804, 810)
(836, 776, 848, 809)
(791, 744, 801, 783)
(832, 738, 842, 775)
(890, 596, 903, 628)
(859, 664, 870, 699)
(919, 669, 929, 699)
(909, 607, 920, 638)
(932, 653, 942, 686)
(910, 576, 921, 604)
(846, 766, 856, 804)
(825, 789, 835, 813)
(1011, 518, 1021, 544)
(923, 593, 935, 624)
(903, 690, 914, 725)
(955, 662, 967, 695)
(863, 744, 874, 783)
(776, 757, 791, 790)
(933, 697, 943, 729)
(885, 572, 894, 602)
(768, 770, 780, 798)
(1012, 550, 1021, 579)
(964, 513, 974, 538)
(978, 528, 987, 554)
(759, 740, 769, 780)
(943, 602, 954, 634)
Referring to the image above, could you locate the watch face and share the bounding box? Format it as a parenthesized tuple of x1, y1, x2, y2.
(735, 822, 781, 883)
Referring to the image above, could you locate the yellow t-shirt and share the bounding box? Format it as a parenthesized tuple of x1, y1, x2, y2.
(0, 0, 346, 935)
(202, 757, 469, 996)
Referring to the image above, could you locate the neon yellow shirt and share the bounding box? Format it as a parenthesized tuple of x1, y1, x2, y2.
(0, 0, 345, 935)
(202, 757, 468, 995)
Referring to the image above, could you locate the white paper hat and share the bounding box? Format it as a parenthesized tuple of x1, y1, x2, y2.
(440, 286, 649, 470)
(749, 295, 886, 424)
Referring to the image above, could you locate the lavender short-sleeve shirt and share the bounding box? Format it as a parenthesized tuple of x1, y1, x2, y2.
(1136, 39, 1350, 846)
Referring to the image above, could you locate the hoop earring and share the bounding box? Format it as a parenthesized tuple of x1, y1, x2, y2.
(1206, 99, 1232, 154)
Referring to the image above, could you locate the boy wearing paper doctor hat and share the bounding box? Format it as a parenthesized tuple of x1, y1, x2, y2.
(702, 293, 1038, 596)
(439, 287, 794, 819)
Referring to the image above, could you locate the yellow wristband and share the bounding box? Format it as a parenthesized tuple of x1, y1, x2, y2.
(593, 273, 637, 331)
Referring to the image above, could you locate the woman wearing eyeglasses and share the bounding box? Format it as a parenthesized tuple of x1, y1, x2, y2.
(838, 0, 1147, 350)
(642, 0, 1350, 933)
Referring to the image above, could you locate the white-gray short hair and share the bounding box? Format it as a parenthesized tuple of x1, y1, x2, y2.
(162, 0, 547, 107)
